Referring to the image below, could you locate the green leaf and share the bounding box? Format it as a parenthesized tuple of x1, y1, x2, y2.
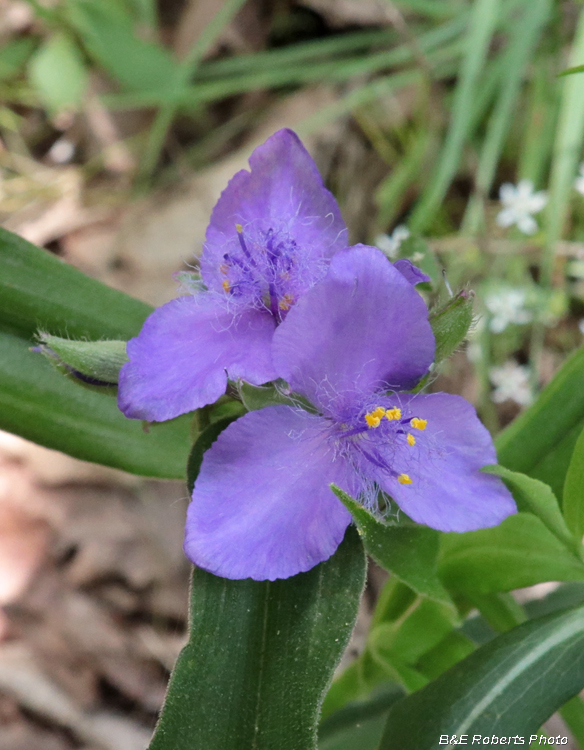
(37, 334, 128, 385)
(0, 227, 195, 476)
(0, 227, 152, 340)
(496, 344, 584, 498)
(461, 0, 551, 233)
(28, 33, 88, 113)
(378, 603, 584, 748)
(543, 6, 584, 285)
(148, 529, 366, 750)
(429, 290, 474, 364)
(318, 685, 404, 750)
(415, 630, 475, 681)
(369, 599, 458, 673)
(0, 331, 192, 478)
(525, 581, 584, 620)
(559, 63, 584, 77)
(439, 513, 584, 594)
(341, 579, 461, 695)
(560, 695, 584, 749)
(66, 0, 179, 94)
(529, 418, 584, 502)
(483, 465, 581, 556)
(0, 38, 37, 81)
(186, 416, 239, 495)
(409, 0, 502, 231)
(563, 425, 584, 540)
(331, 485, 454, 608)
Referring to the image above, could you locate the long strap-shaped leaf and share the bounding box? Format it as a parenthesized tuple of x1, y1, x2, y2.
(0, 227, 151, 339)
(0, 331, 192, 477)
(148, 527, 366, 750)
(378, 603, 584, 748)
(496, 343, 584, 500)
(0, 228, 193, 477)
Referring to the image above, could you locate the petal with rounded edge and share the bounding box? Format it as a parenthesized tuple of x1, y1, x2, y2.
(393, 258, 431, 286)
(201, 129, 347, 288)
(118, 293, 276, 421)
(273, 245, 435, 414)
(496, 208, 516, 228)
(370, 393, 516, 532)
(517, 215, 538, 235)
(184, 406, 354, 580)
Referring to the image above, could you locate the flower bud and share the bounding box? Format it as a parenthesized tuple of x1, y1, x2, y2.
(34, 333, 128, 388)
(430, 290, 474, 364)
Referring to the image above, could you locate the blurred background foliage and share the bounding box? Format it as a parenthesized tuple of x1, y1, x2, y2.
(2, 0, 584, 435)
(4, 2, 584, 748)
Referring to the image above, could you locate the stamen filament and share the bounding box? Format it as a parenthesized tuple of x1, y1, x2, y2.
(236, 225, 257, 266)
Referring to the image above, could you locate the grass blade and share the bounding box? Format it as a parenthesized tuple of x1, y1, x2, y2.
(408, 0, 504, 232)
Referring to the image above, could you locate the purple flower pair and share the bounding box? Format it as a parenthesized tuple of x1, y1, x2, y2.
(118, 129, 516, 581)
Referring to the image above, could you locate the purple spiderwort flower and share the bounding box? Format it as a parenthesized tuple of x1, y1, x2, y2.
(118, 129, 348, 422)
(184, 246, 516, 581)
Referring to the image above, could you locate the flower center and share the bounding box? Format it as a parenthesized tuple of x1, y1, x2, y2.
(219, 223, 322, 322)
(337, 404, 430, 487)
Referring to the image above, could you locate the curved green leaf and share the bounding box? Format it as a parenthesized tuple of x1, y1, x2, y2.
(0, 228, 194, 476)
(439, 513, 584, 594)
(563, 425, 584, 539)
(378, 603, 584, 748)
(0, 331, 191, 478)
(0, 227, 152, 340)
(148, 529, 366, 750)
(186, 416, 239, 494)
(496, 344, 584, 497)
(148, 426, 366, 748)
(66, 0, 179, 94)
(318, 684, 404, 750)
(484, 465, 580, 556)
(331, 486, 453, 608)
(28, 33, 88, 113)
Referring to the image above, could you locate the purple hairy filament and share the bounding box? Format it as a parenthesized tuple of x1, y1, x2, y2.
(220, 223, 325, 323)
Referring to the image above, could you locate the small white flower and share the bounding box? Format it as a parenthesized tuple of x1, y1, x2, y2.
(465, 316, 485, 363)
(48, 138, 75, 164)
(375, 225, 410, 259)
(489, 361, 533, 407)
(484, 287, 532, 333)
(575, 163, 584, 196)
(496, 179, 547, 235)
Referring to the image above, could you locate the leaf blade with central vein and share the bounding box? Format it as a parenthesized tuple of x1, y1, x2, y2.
(378, 604, 584, 748)
(148, 529, 366, 750)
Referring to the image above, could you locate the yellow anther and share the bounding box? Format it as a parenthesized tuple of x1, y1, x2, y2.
(365, 406, 386, 428)
(235, 223, 243, 233)
(219, 263, 229, 274)
(407, 434, 416, 446)
(279, 293, 294, 311)
(411, 418, 427, 431)
(385, 407, 402, 421)
(365, 413, 382, 428)
(222, 279, 230, 292)
(398, 473, 412, 485)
